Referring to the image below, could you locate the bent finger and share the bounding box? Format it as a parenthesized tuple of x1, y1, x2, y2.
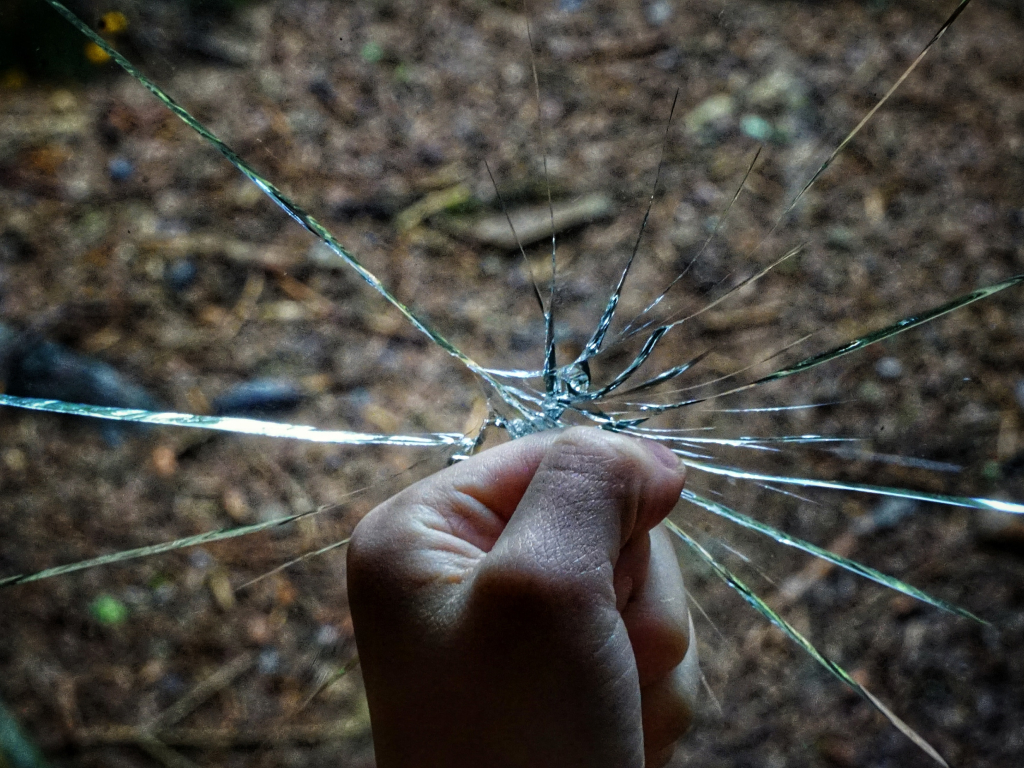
(640, 635, 699, 764)
(623, 525, 692, 688)
(485, 428, 685, 587)
(348, 429, 563, 590)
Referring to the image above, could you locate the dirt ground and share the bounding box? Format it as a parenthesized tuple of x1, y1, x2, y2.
(2, 0, 1024, 766)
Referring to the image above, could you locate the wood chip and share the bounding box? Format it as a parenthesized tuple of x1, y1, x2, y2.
(438, 193, 614, 250)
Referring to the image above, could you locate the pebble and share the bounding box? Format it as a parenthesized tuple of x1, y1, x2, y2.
(258, 648, 280, 675)
(360, 41, 384, 64)
(308, 77, 338, 109)
(151, 444, 178, 478)
(644, 0, 673, 27)
(107, 156, 134, 181)
(188, 549, 213, 570)
(258, 501, 295, 538)
(185, 30, 253, 66)
(315, 624, 340, 647)
(746, 68, 805, 111)
(222, 487, 251, 523)
(6, 339, 158, 408)
(165, 258, 198, 292)
(684, 94, 734, 138)
(875, 356, 904, 380)
(739, 114, 773, 142)
(207, 569, 235, 612)
(2, 448, 26, 473)
(246, 615, 273, 645)
(211, 377, 306, 417)
(653, 47, 682, 72)
(3, 334, 162, 442)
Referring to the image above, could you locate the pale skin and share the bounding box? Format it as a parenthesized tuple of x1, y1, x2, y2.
(347, 426, 699, 768)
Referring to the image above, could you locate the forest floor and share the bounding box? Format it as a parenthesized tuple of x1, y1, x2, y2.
(2, 0, 1024, 766)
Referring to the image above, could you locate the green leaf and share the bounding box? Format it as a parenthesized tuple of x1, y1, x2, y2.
(89, 594, 128, 625)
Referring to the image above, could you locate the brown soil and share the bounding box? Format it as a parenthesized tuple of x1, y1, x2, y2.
(2, 1, 1023, 766)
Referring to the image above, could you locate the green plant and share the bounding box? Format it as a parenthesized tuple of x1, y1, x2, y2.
(1, 0, 1022, 765)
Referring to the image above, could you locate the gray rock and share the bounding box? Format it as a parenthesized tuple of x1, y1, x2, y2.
(684, 94, 735, 138)
(211, 378, 306, 417)
(644, 0, 673, 27)
(3, 335, 161, 443)
(876, 356, 904, 380)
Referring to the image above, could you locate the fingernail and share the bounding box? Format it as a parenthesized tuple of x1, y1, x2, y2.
(642, 438, 684, 472)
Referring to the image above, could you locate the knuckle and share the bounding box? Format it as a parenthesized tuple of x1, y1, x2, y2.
(642, 619, 691, 676)
(642, 676, 694, 747)
(472, 555, 604, 621)
(346, 502, 406, 581)
(544, 428, 643, 495)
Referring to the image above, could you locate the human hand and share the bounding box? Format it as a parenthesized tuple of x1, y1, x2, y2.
(347, 426, 698, 768)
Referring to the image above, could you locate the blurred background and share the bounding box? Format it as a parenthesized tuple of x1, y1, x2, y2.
(1, 0, 1023, 765)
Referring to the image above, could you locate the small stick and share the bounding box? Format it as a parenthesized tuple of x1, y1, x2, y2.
(144, 652, 255, 731)
(75, 720, 367, 749)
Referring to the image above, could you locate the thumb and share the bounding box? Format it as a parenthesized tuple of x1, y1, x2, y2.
(477, 427, 686, 605)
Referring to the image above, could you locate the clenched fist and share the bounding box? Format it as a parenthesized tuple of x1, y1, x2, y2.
(347, 427, 698, 768)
